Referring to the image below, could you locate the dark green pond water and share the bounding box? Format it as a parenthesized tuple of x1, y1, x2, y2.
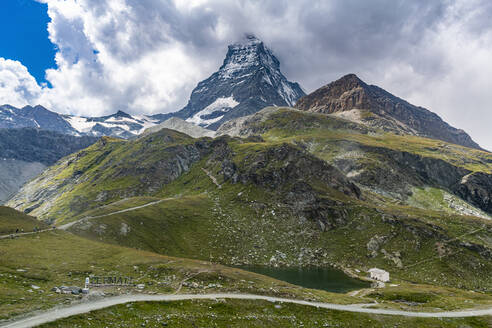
(237, 265, 370, 293)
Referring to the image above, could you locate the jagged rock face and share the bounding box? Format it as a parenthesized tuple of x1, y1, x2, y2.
(216, 107, 492, 216)
(295, 74, 481, 149)
(235, 143, 360, 199)
(209, 141, 361, 229)
(295, 74, 372, 114)
(175, 35, 305, 130)
(333, 142, 474, 200)
(454, 172, 492, 213)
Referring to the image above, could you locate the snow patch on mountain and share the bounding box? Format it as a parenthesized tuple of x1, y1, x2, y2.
(0, 36, 305, 137)
(64, 116, 97, 133)
(186, 96, 239, 126)
(280, 80, 298, 106)
(63, 112, 160, 137)
(219, 36, 262, 80)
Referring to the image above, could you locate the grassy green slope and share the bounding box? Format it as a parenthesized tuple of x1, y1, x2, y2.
(252, 108, 492, 173)
(225, 108, 492, 216)
(72, 194, 216, 258)
(0, 228, 365, 321)
(0, 206, 47, 234)
(10, 108, 492, 222)
(7, 130, 201, 222)
(7, 107, 492, 292)
(67, 157, 492, 291)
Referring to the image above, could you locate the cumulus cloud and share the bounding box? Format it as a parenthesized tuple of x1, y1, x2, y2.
(0, 0, 491, 148)
(0, 58, 43, 107)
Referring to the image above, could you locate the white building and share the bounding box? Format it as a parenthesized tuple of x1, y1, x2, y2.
(368, 268, 390, 282)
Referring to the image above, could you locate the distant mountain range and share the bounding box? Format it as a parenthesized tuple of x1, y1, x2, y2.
(4, 35, 492, 298)
(0, 105, 159, 138)
(0, 35, 305, 138)
(4, 35, 492, 321)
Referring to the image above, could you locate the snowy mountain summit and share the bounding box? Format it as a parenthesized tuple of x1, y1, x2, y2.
(176, 34, 305, 129)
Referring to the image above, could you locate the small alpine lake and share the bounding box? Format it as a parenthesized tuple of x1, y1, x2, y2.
(237, 265, 371, 293)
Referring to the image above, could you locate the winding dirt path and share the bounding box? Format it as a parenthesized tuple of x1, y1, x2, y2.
(0, 229, 52, 240)
(2, 293, 492, 328)
(58, 199, 168, 230)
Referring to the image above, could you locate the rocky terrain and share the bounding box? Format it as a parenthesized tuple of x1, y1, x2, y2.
(0, 104, 75, 134)
(3, 40, 492, 315)
(295, 74, 481, 150)
(218, 107, 492, 213)
(64, 110, 160, 138)
(168, 35, 305, 130)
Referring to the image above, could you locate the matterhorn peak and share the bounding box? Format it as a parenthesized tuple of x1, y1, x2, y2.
(219, 34, 277, 79)
(236, 33, 262, 45)
(173, 36, 305, 129)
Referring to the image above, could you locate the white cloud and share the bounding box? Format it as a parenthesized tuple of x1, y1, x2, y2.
(0, 0, 491, 149)
(32, 0, 217, 116)
(0, 58, 43, 107)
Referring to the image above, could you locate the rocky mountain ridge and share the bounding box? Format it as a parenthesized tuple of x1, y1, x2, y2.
(216, 106, 492, 216)
(295, 74, 481, 150)
(0, 104, 75, 134)
(0, 47, 483, 152)
(171, 35, 305, 130)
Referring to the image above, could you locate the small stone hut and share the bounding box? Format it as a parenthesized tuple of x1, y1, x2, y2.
(368, 268, 390, 282)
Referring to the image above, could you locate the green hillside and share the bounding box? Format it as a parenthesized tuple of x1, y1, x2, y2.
(1, 228, 362, 320)
(0, 206, 47, 235)
(7, 107, 492, 293)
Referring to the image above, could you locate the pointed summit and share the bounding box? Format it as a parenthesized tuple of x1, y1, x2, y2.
(236, 33, 262, 45)
(219, 34, 276, 79)
(335, 73, 366, 87)
(172, 35, 305, 129)
(295, 73, 371, 114)
(113, 110, 132, 118)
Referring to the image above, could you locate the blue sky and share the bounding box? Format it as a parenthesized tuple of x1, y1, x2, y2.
(0, 0, 55, 84)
